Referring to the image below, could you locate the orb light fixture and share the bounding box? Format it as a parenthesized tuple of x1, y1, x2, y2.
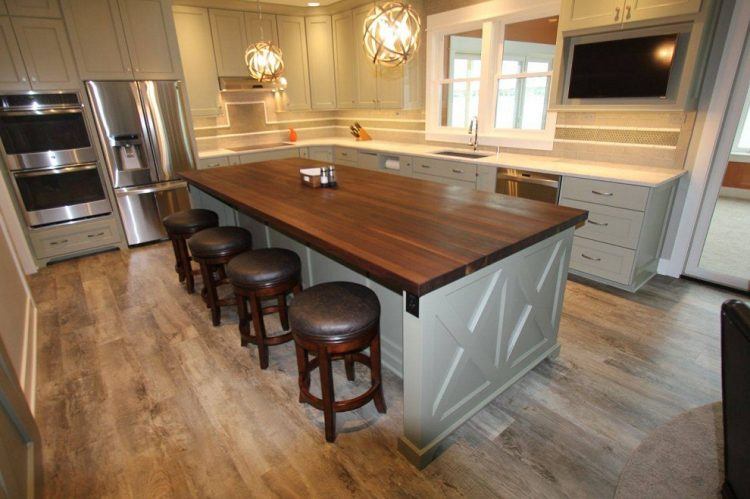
(245, 0, 285, 82)
(363, 2, 421, 67)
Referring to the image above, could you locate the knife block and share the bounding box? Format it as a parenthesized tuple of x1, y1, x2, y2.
(356, 128, 372, 141)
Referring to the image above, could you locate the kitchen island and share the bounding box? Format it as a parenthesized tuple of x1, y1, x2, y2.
(181, 158, 587, 467)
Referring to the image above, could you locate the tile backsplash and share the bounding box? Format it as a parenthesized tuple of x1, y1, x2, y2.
(194, 89, 692, 169)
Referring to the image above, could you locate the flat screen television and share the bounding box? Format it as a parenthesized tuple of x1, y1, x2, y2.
(567, 34, 678, 99)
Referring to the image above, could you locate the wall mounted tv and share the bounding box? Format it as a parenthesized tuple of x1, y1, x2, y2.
(567, 34, 679, 99)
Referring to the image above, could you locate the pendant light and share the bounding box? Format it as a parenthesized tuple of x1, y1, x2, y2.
(363, 2, 422, 67)
(245, 0, 284, 82)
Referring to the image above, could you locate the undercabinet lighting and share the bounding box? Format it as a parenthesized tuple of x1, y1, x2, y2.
(307, 2, 320, 6)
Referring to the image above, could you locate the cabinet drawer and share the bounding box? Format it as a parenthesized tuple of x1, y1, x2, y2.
(30, 217, 119, 259)
(357, 151, 378, 170)
(238, 149, 297, 163)
(561, 177, 649, 211)
(413, 172, 476, 189)
(198, 156, 229, 169)
(570, 237, 635, 286)
(560, 198, 644, 249)
(335, 147, 357, 163)
(413, 158, 477, 183)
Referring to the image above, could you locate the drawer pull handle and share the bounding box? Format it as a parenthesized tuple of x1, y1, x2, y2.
(451, 168, 464, 174)
(87, 232, 106, 238)
(592, 190, 613, 196)
(50, 239, 69, 245)
(588, 220, 609, 227)
(614, 6, 620, 21)
(581, 253, 602, 262)
(420, 164, 430, 168)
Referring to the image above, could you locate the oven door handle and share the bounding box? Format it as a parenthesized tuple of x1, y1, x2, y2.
(13, 163, 99, 177)
(495, 173, 560, 188)
(0, 107, 84, 117)
(116, 181, 187, 196)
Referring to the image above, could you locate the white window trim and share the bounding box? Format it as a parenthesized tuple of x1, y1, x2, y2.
(731, 86, 750, 155)
(425, 0, 560, 150)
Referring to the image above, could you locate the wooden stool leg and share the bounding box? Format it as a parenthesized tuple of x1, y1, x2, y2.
(278, 294, 290, 331)
(236, 294, 251, 347)
(344, 354, 355, 381)
(200, 261, 221, 326)
(295, 343, 310, 403)
(178, 237, 195, 294)
(369, 333, 387, 414)
(170, 237, 185, 282)
(249, 293, 269, 369)
(318, 348, 336, 442)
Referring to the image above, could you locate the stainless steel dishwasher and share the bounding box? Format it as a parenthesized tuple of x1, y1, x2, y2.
(495, 168, 561, 204)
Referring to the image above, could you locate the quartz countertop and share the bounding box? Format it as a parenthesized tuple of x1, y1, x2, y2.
(198, 138, 687, 188)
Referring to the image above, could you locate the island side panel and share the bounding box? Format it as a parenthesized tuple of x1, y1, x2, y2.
(398, 227, 574, 468)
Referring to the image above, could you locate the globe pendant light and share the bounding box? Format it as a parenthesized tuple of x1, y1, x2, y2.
(245, 0, 284, 82)
(363, 2, 421, 67)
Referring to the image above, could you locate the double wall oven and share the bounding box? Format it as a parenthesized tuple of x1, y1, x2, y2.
(0, 92, 111, 227)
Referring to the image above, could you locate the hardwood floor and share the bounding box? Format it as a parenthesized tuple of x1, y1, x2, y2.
(29, 242, 744, 498)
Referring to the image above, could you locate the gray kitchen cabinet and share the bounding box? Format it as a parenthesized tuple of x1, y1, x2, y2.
(377, 65, 403, 109)
(559, 176, 677, 291)
(0, 2, 7, 15)
(245, 11, 277, 46)
(560, 0, 704, 32)
(308, 146, 333, 163)
(61, 0, 133, 80)
(29, 216, 120, 261)
(118, 0, 181, 80)
(332, 11, 355, 109)
(305, 15, 336, 110)
(62, 0, 181, 80)
(412, 157, 477, 184)
(624, 0, 703, 23)
(208, 9, 247, 77)
(197, 156, 229, 169)
(11, 17, 77, 90)
(238, 148, 297, 163)
(276, 15, 311, 110)
(352, 3, 377, 108)
(173, 5, 220, 116)
(413, 171, 476, 189)
(6, 0, 60, 18)
(0, 16, 29, 91)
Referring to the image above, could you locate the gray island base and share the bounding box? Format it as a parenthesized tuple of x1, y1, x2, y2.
(193, 186, 574, 468)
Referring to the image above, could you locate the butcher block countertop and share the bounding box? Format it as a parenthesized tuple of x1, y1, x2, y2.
(180, 158, 588, 296)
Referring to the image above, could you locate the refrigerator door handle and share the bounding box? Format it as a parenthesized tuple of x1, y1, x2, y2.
(115, 180, 187, 196)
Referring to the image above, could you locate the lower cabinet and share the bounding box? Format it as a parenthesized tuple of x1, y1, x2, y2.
(412, 157, 478, 187)
(306, 146, 333, 163)
(29, 216, 121, 261)
(560, 176, 677, 291)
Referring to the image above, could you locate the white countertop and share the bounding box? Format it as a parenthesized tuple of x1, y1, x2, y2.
(199, 138, 686, 187)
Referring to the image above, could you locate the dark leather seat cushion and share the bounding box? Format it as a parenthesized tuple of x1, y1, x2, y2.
(227, 248, 301, 288)
(187, 226, 253, 258)
(289, 282, 380, 342)
(163, 209, 218, 234)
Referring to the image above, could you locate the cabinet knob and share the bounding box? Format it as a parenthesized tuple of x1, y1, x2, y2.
(614, 6, 620, 21)
(21, 77, 27, 82)
(31, 76, 37, 82)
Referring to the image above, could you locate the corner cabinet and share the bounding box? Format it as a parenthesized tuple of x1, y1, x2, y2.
(0, 17, 29, 90)
(332, 11, 355, 108)
(352, 3, 377, 108)
(173, 6, 220, 116)
(276, 15, 311, 111)
(61, 0, 181, 80)
(305, 16, 336, 110)
(560, 0, 704, 32)
(8, 17, 78, 90)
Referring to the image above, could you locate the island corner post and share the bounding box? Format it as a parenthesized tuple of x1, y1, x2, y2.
(181, 158, 586, 468)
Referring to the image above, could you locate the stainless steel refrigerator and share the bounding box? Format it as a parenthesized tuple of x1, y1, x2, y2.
(86, 80, 195, 245)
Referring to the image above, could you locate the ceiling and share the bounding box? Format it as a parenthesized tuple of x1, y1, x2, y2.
(240, 0, 340, 6)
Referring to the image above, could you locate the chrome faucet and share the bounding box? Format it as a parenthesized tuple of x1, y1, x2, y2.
(468, 116, 478, 151)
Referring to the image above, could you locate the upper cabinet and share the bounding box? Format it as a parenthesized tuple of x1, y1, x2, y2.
(61, 0, 181, 80)
(352, 4, 377, 108)
(246, 12, 277, 46)
(209, 8, 278, 78)
(6, 0, 61, 18)
(0, 17, 28, 90)
(61, 0, 132, 79)
(276, 15, 311, 111)
(560, 0, 704, 31)
(305, 16, 336, 110)
(118, 0, 181, 79)
(332, 11, 355, 109)
(10, 17, 77, 90)
(173, 6, 220, 116)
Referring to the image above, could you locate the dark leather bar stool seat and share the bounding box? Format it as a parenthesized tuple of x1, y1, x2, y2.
(227, 249, 302, 369)
(162, 209, 218, 294)
(188, 226, 253, 326)
(290, 282, 386, 442)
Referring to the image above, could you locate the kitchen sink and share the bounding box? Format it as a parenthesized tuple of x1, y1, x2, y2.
(433, 150, 492, 159)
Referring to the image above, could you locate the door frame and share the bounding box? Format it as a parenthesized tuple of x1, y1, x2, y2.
(683, 26, 750, 291)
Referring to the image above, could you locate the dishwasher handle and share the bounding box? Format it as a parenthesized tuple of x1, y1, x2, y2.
(496, 172, 560, 188)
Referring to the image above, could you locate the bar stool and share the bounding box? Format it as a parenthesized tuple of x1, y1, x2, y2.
(188, 226, 253, 326)
(290, 282, 386, 442)
(162, 209, 219, 293)
(227, 248, 303, 369)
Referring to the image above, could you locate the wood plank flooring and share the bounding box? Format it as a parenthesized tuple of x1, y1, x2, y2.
(29, 242, 744, 498)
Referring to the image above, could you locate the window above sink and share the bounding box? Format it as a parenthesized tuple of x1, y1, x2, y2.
(425, 1, 560, 151)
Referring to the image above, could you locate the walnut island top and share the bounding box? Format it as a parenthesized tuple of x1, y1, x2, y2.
(180, 158, 588, 296)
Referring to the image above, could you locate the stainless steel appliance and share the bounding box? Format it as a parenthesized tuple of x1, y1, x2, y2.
(0, 92, 111, 226)
(495, 167, 561, 204)
(86, 80, 195, 245)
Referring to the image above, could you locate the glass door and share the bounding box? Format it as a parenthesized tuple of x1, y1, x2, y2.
(684, 35, 750, 291)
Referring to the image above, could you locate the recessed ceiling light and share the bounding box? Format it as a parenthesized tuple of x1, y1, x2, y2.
(307, 2, 320, 6)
